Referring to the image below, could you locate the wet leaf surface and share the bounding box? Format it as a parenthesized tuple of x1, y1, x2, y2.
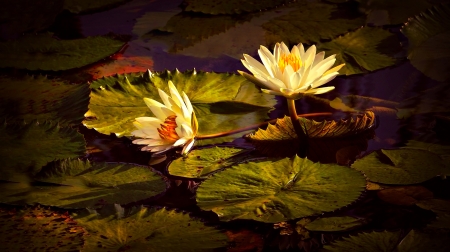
(0, 159, 167, 208)
(197, 156, 366, 223)
(76, 207, 228, 251)
(305, 216, 368, 232)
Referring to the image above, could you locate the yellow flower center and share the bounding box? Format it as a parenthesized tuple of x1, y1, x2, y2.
(158, 115, 179, 141)
(278, 53, 302, 73)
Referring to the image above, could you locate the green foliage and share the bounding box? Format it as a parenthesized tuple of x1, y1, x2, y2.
(0, 34, 125, 71)
(0, 159, 167, 208)
(402, 4, 450, 81)
(76, 207, 228, 251)
(317, 27, 400, 75)
(197, 156, 366, 223)
(416, 199, 450, 230)
(397, 229, 450, 252)
(321, 230, 402, 252)
(0, 0, 63, 39)
(0, 75, 89, 125)
(263, 2, 366, 45)
(0, 121, 85, 178)
(181, 0, 291, 14)
(305, 216, 368, 232)
(84, 70, 275, 144)
(351, 149, 449, 185)
(0, 207, 84, 251)
(64, 0, 131, 14)
(168, 146, 251, 179)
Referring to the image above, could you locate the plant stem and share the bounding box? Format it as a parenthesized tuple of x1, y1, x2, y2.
(287, 98, 308, 157)
(196, 112, 331, 140)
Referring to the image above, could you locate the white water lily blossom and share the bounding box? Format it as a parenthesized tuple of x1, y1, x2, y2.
(238, 42, 345, 100)
(131, 81, 198, 155)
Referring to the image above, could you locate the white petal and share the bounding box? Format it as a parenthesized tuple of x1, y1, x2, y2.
(259, 45, 276, 64)
(298, 43, 305, 59)
(182, 91, 194, 115)
(304, 86, 335, 94)
(173, 137, 188, 147)
(311, 51, 325, 68)
(267, 76, 288, 89)
(243, 54, 270, 76)
(290, 72, 302, 88)
(258, 49, 275, 77)
(280, 42, 290, 54)
(133, 138, 167, 146)
(254, 75, 282, 91)
(158, 89, 171, 108)
(261, 88, 284, 96)
(274, 43, 281, 62)
(135, 117, 162, 127)
(310, 72, 339, 89)
(168, 81, 187, 111)
(303, 45, 316, 68)
(282, 65, 294, 89)
(143, 98, 173, 120)
(180, 123, 194, 137)
(181, 138, 195, 155)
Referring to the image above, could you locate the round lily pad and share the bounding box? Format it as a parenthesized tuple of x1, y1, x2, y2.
(0, 159, 167, 208)
(168, 146, 251, 179)
(197, 155, 366, 223)
(305, 216, 368, 232)
(76, 207, 228, 251)
(351, 149, 449, 185)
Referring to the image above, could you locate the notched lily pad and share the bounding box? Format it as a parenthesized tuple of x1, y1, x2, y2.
(305, 216, 368, 232)
(196, 155, 366, 223)
(263, 2, 366, 45)
(322, 230, 402, 251)
(0, 33, 125, 71)
(416, 199, 450, 230)
(401, 3, 450, 81)
(0, 206, 84, 251)
(167, 146, 252, 179)
(351, 149, 449, 185)
(84, 70, 275, 144)
(76, 207, 228, 251)
(181, 0, 291, 15)
(0, 75, 89, 125)
(317, 27, 400, 75)
(0, 121, 86, 178)
(0, 159, 167, 208)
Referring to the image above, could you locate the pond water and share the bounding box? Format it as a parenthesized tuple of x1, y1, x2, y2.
(1, 0, 450, 251)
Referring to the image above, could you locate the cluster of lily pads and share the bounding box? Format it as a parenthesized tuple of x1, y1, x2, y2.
(1, 0, 450, 251)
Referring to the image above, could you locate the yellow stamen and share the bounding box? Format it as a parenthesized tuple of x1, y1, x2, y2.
(278, 53, 302, 73)
(158, 115, 179, 141)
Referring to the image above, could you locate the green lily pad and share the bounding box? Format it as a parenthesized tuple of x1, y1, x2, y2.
(357, 0, 432, 25)
(0, 75, 89, 125)
(317, 27, 400, 75)
(64, 0, 131, 14)
(263, 2, 366, 45)
(0, 159, 166, 208)
(76, 207, 228, 251)
(351, 149, 449, 185)
(321, 230, 402, 251)
(403, 141, 450, 167)
(196, 155, 366, 223)
(84, 70, 275, 144)
(0, 33, 125, 71)
(168, 146, 252, 179)
(246, 111, 375, 158)
(397, 229, 450, 252)
(181, 0, 291, 15)
(416, 199, 450, 230)
(0, 121, 85, 178)
(305, 216, 368, 232)
(0, 207, 84, 251)
(0, 0, 63, 39)
(401, 4, 450, 82)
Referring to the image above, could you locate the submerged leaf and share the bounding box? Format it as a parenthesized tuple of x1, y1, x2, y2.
(168, 146, 252, 179)
(317, 27, 400, 75)
(0, 159, 166, 208)
(84, 70, 275, 143)
(402, 4, 450, 81)
(263, 2, 365, 45)
(0, 121, 85, 178)
(181, 0, 291, 14)
(197, 155, 366, 223)
(76, 207, 228, 251)
(351, 149, 449, 185)
(377, 185, 433, 206)
(0, 34, 125, 71)
(0, 75, 89, 125)
(0, 207, 84, 251)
